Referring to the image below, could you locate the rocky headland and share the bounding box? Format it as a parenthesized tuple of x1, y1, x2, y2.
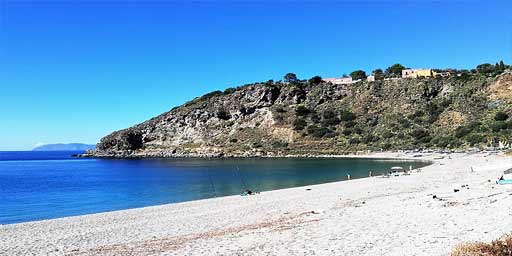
(88, 69, 512, 158)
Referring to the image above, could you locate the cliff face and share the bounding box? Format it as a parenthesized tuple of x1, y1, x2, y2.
(92, 72, 512, 158)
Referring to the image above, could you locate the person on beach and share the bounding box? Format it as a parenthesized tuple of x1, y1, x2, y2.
(241, 189, 254, 196)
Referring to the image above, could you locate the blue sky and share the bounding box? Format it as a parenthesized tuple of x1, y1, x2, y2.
(1, 1, 511, 150)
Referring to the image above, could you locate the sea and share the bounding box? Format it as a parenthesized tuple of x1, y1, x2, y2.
(0, 151, 430, 224)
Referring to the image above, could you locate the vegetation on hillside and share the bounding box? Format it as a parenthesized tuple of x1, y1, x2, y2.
(96, 61, 512, 157)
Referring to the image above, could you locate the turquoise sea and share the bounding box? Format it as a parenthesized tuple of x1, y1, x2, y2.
(0, 151, 429, 224)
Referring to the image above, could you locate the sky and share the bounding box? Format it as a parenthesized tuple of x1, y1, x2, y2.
(1, 1, 511, 150)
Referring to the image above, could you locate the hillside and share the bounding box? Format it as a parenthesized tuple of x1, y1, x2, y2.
(90, 70, 512, 158)
(33, 143, 96, 151)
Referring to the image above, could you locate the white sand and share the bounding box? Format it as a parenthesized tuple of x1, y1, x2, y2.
(1, 152, 512, 256)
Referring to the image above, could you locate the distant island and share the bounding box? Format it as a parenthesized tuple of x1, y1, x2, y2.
(33, 143, 96, 151)
(88, 61, 512, 158)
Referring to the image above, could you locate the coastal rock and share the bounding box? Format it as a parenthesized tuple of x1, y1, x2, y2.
(91, 73, 512, 158)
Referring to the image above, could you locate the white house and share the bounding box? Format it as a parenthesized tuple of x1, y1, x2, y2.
(323, 77, 354, 85)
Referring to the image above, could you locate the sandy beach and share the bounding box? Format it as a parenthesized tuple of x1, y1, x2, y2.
(1, 152, 512, 256)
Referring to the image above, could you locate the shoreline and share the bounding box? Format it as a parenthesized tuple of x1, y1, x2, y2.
(79, 149, 457, 160)
(2, 153, 431, 226)
(2, 152, 512, 255)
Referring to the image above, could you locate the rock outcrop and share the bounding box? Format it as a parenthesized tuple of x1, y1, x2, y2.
(90, 71, 512, 158)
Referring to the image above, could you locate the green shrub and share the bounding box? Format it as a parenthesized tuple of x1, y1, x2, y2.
(306, 125, 329, 138)
(217, 108, 231, 120)
(324, 132, 337, 138)
(323, 109, 336, 119)
(410, 129, 429, 139)
(271, 141, 288, 148)
(455, 126, 472, 138)
(273, 113, 285, 123)
(295, 105, 311, 116)
(455, 121, 481, 138)
(362, 134, 377, 144)
(308, 76, 322, 85)
(322, 110, 340, 126)
(495, 111, 509, 121)
(398, 118, 411, 128)
(382, 143, 392, 150)
(223, 87, 237, 94)
(340, 110, 356, 121)
(426, 101, 444, 118)
(342, 128, 353, 136)
(252, 142, 262, 148)
(431, 136, 460, 148)
(491, 121, 508, 132)
(353, 127, 363, 134)
(409, 110, 424, 119)
(274, 105, 287, 113)
(200, 90, 223, 100)
(349, 137, 360, 144)
(418, 136, 432, 144)
(465, 134, 485, 146)
(381, 130, 394, 139)
(344, 120, 356, 128)
(293, 118, 307, 131)
(310, 113, 320, 123)
(411, 110, 425, 124)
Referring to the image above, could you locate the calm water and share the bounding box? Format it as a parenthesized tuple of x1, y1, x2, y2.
(0, 151, 429, 224)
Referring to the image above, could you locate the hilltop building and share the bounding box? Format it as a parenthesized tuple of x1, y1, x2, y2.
(367, 75, 375, 82)
(402, 69, 436, 78)
(323, 77, 354, 84)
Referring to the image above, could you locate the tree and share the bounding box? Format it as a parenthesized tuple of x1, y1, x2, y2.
(284, 73, 298, 83)
(385, 63, 405, 77)
(308, 76, 322, 85)
(499, 60, 506, 71)
(372, 68, 385, 80)
(476, 63, 495, 74)
(350, 70, 367, 81)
